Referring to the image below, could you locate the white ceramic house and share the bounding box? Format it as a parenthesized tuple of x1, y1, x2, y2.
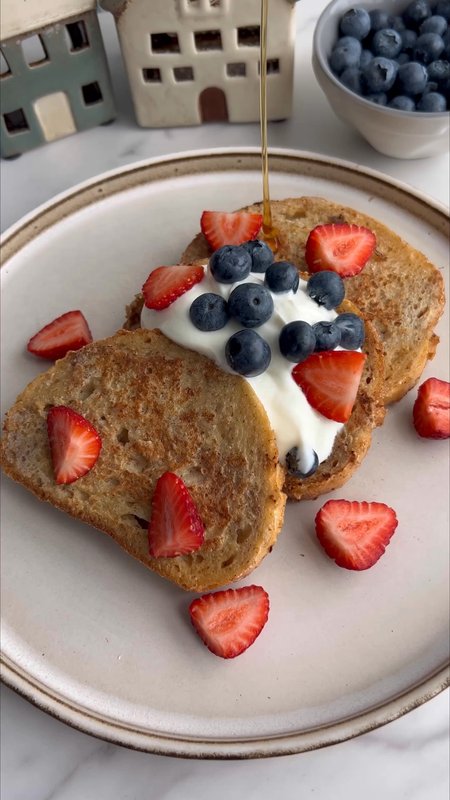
(100, 0, 298, 127)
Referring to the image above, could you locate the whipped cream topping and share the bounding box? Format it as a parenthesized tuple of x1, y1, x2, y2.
(141, 264, 344, 471)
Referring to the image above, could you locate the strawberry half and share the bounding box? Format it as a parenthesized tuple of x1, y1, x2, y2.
(148, 472, 205, 558)
(292, 350, 366, 423)
(305, 223, 376, 278)
(27, 310, 92, 360)
(413, 377, 450, 439)
(47, 406, 101, 485)
(200, 210, 263, 251)
(315, 499, 398, 570)
(189, 585, 270, 659)
(142, 264, 204, 310)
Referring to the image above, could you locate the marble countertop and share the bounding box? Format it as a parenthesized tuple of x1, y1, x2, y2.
(1, 2, 449, 797)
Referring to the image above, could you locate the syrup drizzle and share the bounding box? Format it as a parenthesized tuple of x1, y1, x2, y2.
(259, 0, 280, 253)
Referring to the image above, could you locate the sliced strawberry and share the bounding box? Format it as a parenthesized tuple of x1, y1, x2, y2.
(142, 264, 204, 310)
(200, 210, 263, 251)
(292, 350, 366, 423)
(148, 472, 205, 558)
(305, 223, 376, 278)
(315, 499, 398, 570)
(189, 585, 269, 659)
(413, 377, 450, 439)
(47, 406, 101, 485)
(27, 310, 92, 360)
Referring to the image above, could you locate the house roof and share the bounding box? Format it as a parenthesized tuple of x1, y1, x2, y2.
(1, 0, 97, 42)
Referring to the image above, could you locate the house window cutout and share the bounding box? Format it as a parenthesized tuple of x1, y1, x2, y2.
(258, 58, 280, 75)
(3, 108, 29, 134)
(143, 68, 162, 83)
(151, 33, 180, 53)
(82, 81, 103, 105)
(227, 62, 246, 77)
(194, 30, 222, 51)
(22, 35, 48, 67)
(1, 50, 11, 77)
(237, 26, 260, 47)
(174, 66, 194, 81)
(66, 21, 89, 51)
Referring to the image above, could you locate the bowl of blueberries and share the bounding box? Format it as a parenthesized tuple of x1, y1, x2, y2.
(312, 0, 450, 157)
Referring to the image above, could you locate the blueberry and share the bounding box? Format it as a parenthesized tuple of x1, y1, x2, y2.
(228, 282, 274, 328)
(312, 321, 341, 351)
(397, 52, 412, 64)
(209, 245, 251, 284)
(417, 90, 447, 109)
(388, 94, 416, 109)
(403, 0, 432, 29)
(339, 8, 371, 40)
(369, 10, 391, 32)
(372, 28, 403, 58)
(340, 65, 364, 93)
(420, 15, 448, 35)
(225, 329, 271, 376)
(367, 91, 389, 103)
(189, 293, 229, 331)
(389, 15, 407, 33)
(423, 80, 439, 93)
(363, 56, 398, 92)
(279, 321, 316, 363)
(400, 28, 418, 52)
(330, 36, 362, 73)
(413, 32, 445, 63)
(360, 48, 373, 69)
(242, 240, 274, 273)
(396, 61, 429, 94)
(436, 0, 450, 22)
(334, 313, 365, 350)
(265, 261, 299, 293)
(285, 447, 319, 479)
(306, 271, 345, 310)
(427, 59, 450, 84)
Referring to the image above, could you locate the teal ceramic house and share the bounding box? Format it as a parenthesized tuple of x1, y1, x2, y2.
(0, 1, 115, 158)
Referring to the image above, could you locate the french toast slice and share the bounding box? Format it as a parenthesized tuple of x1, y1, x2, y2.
(0, 329, 286, 591)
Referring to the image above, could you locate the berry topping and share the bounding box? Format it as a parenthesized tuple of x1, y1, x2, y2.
(264, 261, 299, 293)
(279, 321, 316, 363)
(225, 329, 271, 377)
(306, 271, 345, 310)
(189, 585, 269, 659)
(142, 264, 204, 310)
(413, 377, 450, 438)
(242, 239, 274, 272)
(228, 283, 274, 328)
(334, 312, 365, 350)
(305, 223, 376, 278)
(209, 245, 252, 284)
(312, 320, 341, 352)
(148, 472, 205, 558)
(200, 210, 262, 251)
(189, 293, 229, 331)
(315, 499, 398, 570)
(47, 406, 101, 485)
(285, 447, 319, 478)
(27, 310, 92, 361)
(292, 350, 367, 423)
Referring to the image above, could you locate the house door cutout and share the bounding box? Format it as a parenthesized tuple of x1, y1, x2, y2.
(199, 87, 228, 123)
(34, 92, 77, 142)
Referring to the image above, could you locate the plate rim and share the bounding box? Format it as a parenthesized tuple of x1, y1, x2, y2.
(1, 147, 449, 758)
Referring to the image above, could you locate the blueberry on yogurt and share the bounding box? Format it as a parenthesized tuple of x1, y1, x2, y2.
(225, 329, 271, 376)
(312, 321, 341, 352)
(242, 240, 274, 273)
(209, 245, 251, 283)
(306, 271, 345, 310)
(265, 261, 299, 293)
(189, 293, 229, 331)
(228, 283, 274, 328)
(335, 313, 365, 350)
(279, 321, 316, 363)
(285, 447, 319, 479)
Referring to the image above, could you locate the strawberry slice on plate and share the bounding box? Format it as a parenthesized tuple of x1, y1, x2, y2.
(315, 499, 398, 570)
(200, 210, 263, 251)
(47, 406, 101, 485)
(413, 377, 450, 439)
(189, 585, 270, 659)
(305, 223, 376, 278)
(142, 264, 204, 310)
(148, 471, 205, 558)
(27, 310, 92, 360)
(292, 350, 366, 423)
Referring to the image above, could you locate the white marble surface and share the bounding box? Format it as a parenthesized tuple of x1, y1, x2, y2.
(1, 1, 449, 797)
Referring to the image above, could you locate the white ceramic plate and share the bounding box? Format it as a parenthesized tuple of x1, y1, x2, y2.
(1, 149, 449, 758)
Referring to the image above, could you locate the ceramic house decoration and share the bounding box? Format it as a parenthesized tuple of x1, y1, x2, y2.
(0, 0, 115, 158)
(100, 0, 298, 127)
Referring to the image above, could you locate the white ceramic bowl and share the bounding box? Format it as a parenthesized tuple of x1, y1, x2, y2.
(312, 0, 450, 158)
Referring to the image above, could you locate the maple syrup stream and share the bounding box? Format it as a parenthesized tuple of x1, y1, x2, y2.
(260, 0, 280, 253)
